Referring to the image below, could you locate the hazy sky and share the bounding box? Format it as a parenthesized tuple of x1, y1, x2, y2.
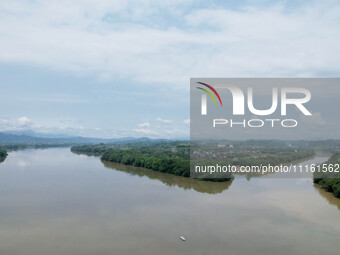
(0, 0, 340, 138)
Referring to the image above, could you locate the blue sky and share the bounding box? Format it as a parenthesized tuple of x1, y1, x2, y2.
(0, 0, 340, 138)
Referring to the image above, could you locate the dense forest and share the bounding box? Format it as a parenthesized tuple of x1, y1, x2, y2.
(314, 152, 340, 198)
(101, 147, 190, 177)
(0, 149, 7, 162)
(73, 142, 232, 182)
(74, 142, 191, 177)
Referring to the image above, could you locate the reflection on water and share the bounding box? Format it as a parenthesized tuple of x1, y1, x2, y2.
(0, 148, 339, 255)
(102, 161, 232, 194)
(314, 184, 340, 210)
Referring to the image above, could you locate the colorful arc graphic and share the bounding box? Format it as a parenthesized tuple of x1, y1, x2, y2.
(196, 87, 217, 105)
(196, 82, 223, 106)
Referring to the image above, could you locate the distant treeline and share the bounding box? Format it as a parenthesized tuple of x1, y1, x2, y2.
(0, 143, 75, 151)
(233, 149, 315, 166)
(70, 144, 108, 155)
(314, 152, 340, 198)
(0, 149, 7, 162)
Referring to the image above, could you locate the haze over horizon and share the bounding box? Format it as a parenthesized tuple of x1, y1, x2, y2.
(1, 0, 340, 139)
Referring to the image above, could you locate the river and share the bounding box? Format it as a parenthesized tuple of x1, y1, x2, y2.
(0, 148, 339, 255)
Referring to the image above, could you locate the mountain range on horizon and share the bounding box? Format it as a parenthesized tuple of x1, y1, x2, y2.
(0, 129, 154, 144)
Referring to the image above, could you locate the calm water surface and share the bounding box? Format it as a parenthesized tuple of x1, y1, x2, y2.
(0, 148, 339, 255)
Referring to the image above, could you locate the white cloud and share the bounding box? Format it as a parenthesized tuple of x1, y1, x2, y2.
(137, 122, 151, 128)
(13, 94, 87, 103)
(157, 117, 172, 124)
(0, 115, 189, 138)
(59, 118, 73, 123)
(0, 1, 339, 88)
(17, 116, 31, 126)
(184, 118, 190, 124)
(133, 128, 154, 134)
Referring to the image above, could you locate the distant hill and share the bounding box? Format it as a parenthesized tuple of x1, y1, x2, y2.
(0, 131, 142, 144)
(1, 130, 73, 138)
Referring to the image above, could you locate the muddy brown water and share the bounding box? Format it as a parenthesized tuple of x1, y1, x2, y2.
(0, 148, 339, 255)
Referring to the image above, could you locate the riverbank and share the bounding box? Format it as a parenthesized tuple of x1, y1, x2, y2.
(0, 149, 7, 162)
(314, 152, 340, 198)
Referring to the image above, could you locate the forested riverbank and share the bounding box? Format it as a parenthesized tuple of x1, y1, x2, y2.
(314, 152, 340, 198)
(72, 142, 234, 181)
(0, 149, 7, 162)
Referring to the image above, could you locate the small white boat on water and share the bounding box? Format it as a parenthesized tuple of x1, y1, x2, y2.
(180, 236, 186, 241)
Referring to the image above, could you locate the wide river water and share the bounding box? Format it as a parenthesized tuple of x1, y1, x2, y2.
(0, 148, 339, 255)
